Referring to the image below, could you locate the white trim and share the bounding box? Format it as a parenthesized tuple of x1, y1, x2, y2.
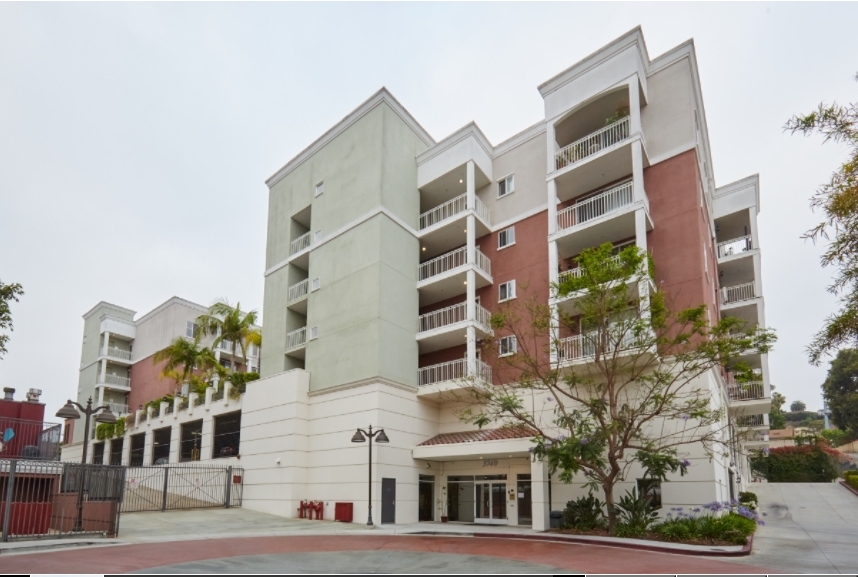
(497, 173, 515, 199)
(314, 181, 324, 197)
(499, 335, 517, 357)
(498, 280, 516, 303)
(311, 278, 321, 291)
(417, 121, 494, 166)
(82, 302, 136, 320)
(266, 88, 435, 187)
(493, 122, 546, 157)
(498, 226, 516, 250)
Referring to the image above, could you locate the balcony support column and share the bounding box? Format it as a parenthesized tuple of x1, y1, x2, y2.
(549, 304, 560, 365)
(100, 358, 107, 382)
(467, 210, 477, 373)
(634, 208, 647, 254)
(747, 207, 759, 251)
(103, 331, 111, 356)
(631, 140, 646, 204)
(548, 240, 559, 286)
(466, 160, 476, 211)
(628, 76, 642, 135)
(546, 122, 557, 173)
(547, 180, 558, 235)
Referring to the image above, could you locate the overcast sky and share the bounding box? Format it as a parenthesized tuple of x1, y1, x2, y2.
(1, 2, 856, 419)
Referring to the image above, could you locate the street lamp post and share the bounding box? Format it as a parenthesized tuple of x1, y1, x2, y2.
(55, 397, 117, 531)
(350, 425, 389, 526)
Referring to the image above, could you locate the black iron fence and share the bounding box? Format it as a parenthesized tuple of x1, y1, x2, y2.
(1, 459, 124, 541)
(121, 464, 243, 513)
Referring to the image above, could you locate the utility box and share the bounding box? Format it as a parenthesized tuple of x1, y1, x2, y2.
(549, 510, 563, 529)
(334, 502, 353, 522)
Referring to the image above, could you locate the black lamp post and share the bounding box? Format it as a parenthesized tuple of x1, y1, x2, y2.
(351, 425, 389, 526)
(56, 397, 117, 532)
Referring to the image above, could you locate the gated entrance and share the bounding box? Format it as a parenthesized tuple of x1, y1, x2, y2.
(121, 463, 243, 513)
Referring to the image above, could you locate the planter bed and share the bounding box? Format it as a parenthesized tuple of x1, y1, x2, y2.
(550, 527, 743, 548)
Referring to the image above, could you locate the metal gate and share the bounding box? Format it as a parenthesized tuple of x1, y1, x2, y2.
(121, 464, 243, 513)
(1, 459, 124, 542)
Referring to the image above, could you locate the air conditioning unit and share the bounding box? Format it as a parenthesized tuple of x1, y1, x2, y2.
(26, 388, 42, 403)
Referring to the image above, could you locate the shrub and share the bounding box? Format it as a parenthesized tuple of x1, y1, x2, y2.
(739, 491, 757, 504)
(750, 444, 840, 482)
(845, 471, 858, 491)
(611, 489, 659, 537)
(654, 507, 760, 545)
(563, 493, 606, 530)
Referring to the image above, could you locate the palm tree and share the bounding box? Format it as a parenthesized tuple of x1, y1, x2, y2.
(195, 299, 262, 370)
(153, 336, 219, 385)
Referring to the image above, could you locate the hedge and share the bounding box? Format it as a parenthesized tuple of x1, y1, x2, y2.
(845, 471, 858, 491)
(750, 445, 840, 482)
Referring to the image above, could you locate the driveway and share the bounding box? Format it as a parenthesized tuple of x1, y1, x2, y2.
(725, 482, 858, 573)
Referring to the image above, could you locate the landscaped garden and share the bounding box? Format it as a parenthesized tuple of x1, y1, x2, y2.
(550, 489, 765, 546)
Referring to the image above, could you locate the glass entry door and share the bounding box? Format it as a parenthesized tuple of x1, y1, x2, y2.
(475, 478, 507, 524)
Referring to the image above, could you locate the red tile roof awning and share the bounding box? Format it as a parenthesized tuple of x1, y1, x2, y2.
(418, 426, 536, 447)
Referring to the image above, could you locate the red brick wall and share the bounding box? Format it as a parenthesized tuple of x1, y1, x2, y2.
(128, 356, 176, 411)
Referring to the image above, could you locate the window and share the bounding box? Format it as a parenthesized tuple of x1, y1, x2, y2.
(180, 419, 203, 462)
(637, 478, 662, 508)
(315, 181, 324, 197)
(499, 336, 517, 357)
(92, 442, 104, 465)
(213, 411, 241, 459)
(152, 427, 171, 465)
(310, 326, 318, 340)
(129, 433, 145, 466)
(498, 174, 514, 198)
(186, 321, 199, 338)
(498, 227, 515, 249)
(498, 280, 516, 302)
(312, 278, 321, 291)
(220, 359, 232, 369)
(109, 437, 123, 465)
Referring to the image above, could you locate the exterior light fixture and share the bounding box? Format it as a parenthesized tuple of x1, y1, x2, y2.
(459, 179, 463, 183)
(350, 425, 390, 526)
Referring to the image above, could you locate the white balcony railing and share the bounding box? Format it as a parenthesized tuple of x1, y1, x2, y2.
(288, 279, 309, 302)
(290, 231, 312, 255)
(556, 181, 634, 232)
(107, 403, 130, 416)
(101, 374, 131, 388)
(418, 247, 492, 282)
(419, 193, 492, 230)
(717, 235, 753, 258)
(736, 414, 766, 427)
(418, 303, 493, 333)
(556, 328, 639, 363)
(219, 340, 235, 353)
(721, 282, 756, 305)
(105, 347, 132, 361)
(555, 116, 631, 171)
(285, 327, 307, 350)
(418, 358, 492, 387)
(558, 255, 622, 284)
(727, 381, 765, 402)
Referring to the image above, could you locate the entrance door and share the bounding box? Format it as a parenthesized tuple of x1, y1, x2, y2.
(517, 474, 532, 525)
(381, 478, 396, 524)
(475, 481, 507, 524)
(418, 475, 434, 522)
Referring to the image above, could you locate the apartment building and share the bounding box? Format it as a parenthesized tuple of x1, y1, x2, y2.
(69, 296, 260, 447)
(243, 27, 771, 529)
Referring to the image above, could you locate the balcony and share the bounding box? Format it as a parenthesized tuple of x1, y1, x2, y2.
(0, 416, 61, 460)
(420, 194, 491, 230)
(417, 302, 493, 353)
(556, 327, 645, 369)
(555, 117, 630, 171)
(105, 347, 132, 363)
(717, 235, 754, 259)
(417, 247, 492, 306)
(554, 254, 654, 315)
(721, 282, 757, 306)
(285, 327, 307, 356)
(726, 381, 770, 415)
(106, 403, 130, 416)
(417, 358, 492, 399)
(557, 181, 634, 233)
(287, 278, 309, 314)
(735, 413, 768, 429)
(290, 231, 312, 256)
(98, 374, 131, 389)
(418, 194, 492, 260)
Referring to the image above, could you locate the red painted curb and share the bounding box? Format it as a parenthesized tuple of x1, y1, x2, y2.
(472, 531, 753, 557)
(840, 480, 858, 498)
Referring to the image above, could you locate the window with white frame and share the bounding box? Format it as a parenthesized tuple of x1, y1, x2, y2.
(315, 181, 324, 197)
(311, 278, 321, 291)
(498, 280, 516, 302)
(499, 336, 517, 357)
(498, 174, 514, 198)
(309, 326, 318, 340)
(186, 321, 199, 338)
(498, 226, 515, 249)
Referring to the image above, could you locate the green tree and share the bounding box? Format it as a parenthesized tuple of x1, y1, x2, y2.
(0, 279, 24, 360)
(196, 300, 262, 369)
(770, 391, 787, 430)
(821, 348, 858, 437)
(819, 428, 848, 447)
(153, 336, 219, 388)
(456, 243, 776, 532)
(785, 74, 858, 364)
(790, 400, 807, 412)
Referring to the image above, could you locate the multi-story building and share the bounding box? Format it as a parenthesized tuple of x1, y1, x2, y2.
(69, 296, 260, 447)
(249, 27, 770, 528)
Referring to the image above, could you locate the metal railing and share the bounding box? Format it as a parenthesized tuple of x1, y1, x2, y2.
(418, 246, 492, 282)
(556, 181, 634, 231)
(285, 327, 307, 350)
(736, 414, 766, 427)
(290, 231, 312, 255)
(418, 358, 492, 387)
(556, 328, 640, 363)
(219, 340, 235, 353)
(721, 282, 756, 305)
(0, 417, 61, 460)
(419, 302, 466, 332)
(555, 116, 631, 170)
(212, 387, 224, 402)
(475, 197, 491, 224)
(420, 193, 467, 230)
(288, 278, 309, 302)
(106, 403, 129, 416)
(558, 255, 622, 284)
(717, 235, 753, 258)
(475, 304, 492, 332)
(727, 381, 765, 402)
(101, 374, 131, 388)
(475, 249, 491, 277)
(1, 460, 124, 541)
(121, 464, 243, 513)
(105, 347, 132, 361)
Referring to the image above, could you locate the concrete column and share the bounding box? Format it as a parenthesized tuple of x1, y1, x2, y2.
(628, 76, 642, 135)
(466, 215, 476, 266)
(547, 180, 558, 235)
(747, 207, 759, 250)
(546, 122, 557, 174)
(531, 459, 551, 531)
(169, 421, 180, 464)
(466, 160, 475, 210)
(97, 386, 105, 408)
(142, 429, 154, 466)
(753, 252, 764, 301)
(200, 415, 214, 461)
(99, 358, 107, 382)
(548, 240, 559, 285)
(631, 140, 646, 204)
(103, 331, 111, 356)
(549, 305, 560, 364)
(121, 430, 131, 465)
(634, 209, 647, 254)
